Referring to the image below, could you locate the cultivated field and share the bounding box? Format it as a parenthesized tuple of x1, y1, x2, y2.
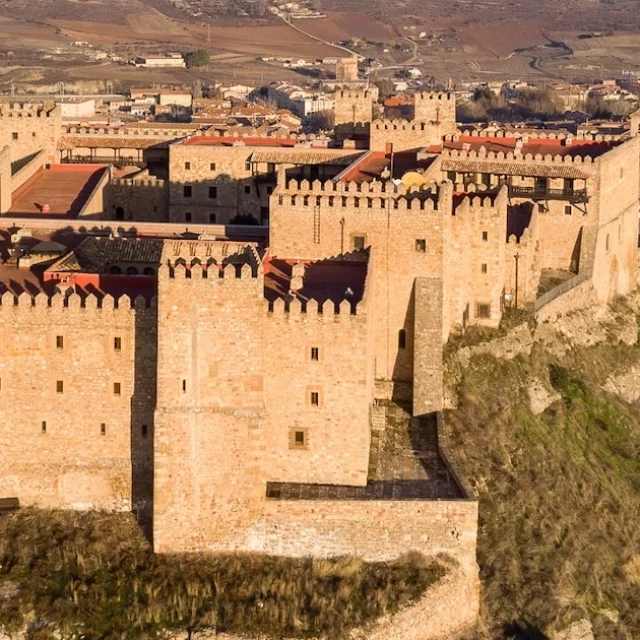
(297, 11, 396, 43)
(126, 10, 190, 37)
(457, 22, 550, 59)
(185, 24, 339, 58)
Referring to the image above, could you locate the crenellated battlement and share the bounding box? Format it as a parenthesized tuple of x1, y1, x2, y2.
(337, 89, 374, 100)
(452, 190, 507, 213)
(415, 92, 455, 102)
(0, 290, 155, 309)
(451, 128, 620, 143)
(275, 177, 453, 211)
(372, 118, 441, 130)
(0, 103, 59, 119)
(112, 176, 166, 187)
(266, 295, 364, 318)
(441, 145, 598, 167)
(161, 260, 260, 279)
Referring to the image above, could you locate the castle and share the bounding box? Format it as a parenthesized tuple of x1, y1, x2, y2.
(1, 91, 639, 637)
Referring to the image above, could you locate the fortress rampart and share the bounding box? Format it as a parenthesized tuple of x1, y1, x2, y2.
(0, 290, 156, 512)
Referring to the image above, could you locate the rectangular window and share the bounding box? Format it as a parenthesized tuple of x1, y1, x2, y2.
(476, 303, 491, 319)
(182, 379, 187, 392)
(113, 382, 121, 396)
(245, 161, 251, 171)
(142, 424, 148, 438)
(398, 329, 406, 349)
(184, 161, 191, 170)
(12, 132, 18, 140)
(538, 203, 545, 213)
(289, 427, 308, 449)
(481, 263, 488, 274)
(185, 212, 192, 222)
(183, 185, 192, 198)
(209, 186, 217, 199)
(310, 391, 319, 406)
(352, 235, 366, 251)
(482, 231, 488, 241)
(311, 347, 319, 361)
(415, 239, 426, 252)
(56, 380, 64, 394)
(210, 162, 216, 171)
(56, 335, 63, 349)
(100, 423, 106, 436)
(114, 337, 122, 351)
(565, 205, 572, 215)
(41, 421, 47, 434)
(209, 213, 217, 224)
(266, 186, 273, 195)
(244, 185, 251, 194)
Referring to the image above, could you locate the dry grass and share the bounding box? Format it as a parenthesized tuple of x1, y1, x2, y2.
(0, 510, 444, 639)
(446, 332, 640, 639)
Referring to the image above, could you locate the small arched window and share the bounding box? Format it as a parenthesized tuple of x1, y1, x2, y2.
(398, 329, 407, 350)
(127, 266, 139, 276)
(110, 265, 122, 275)
(606, 234, 610, 252)
(143, 267, 155, 276)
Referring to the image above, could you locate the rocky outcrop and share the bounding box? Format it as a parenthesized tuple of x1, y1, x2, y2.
(527, 377, 561, 415)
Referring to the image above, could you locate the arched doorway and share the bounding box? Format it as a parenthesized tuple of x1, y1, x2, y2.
(115, 206, 124, 221)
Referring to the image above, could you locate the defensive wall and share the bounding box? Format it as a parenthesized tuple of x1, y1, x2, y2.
(153, 241, 376, 553)
(0, 103, 61, 166)
(269, 178, 507, 394)
(333, 89, 376, 125)
(369, 119, 444, 152)
(0, 291, 156, 512)
(412, 92, 457, 135)
(105, 172, 169, 222)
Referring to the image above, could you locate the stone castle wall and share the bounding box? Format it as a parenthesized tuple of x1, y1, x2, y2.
(168, 143, 268, 224)
(105, 174, 170, 222)
(413, 92, 457, 135)
(333, 90, 375, 125)
(0, 291, 156, 511)
(152, 241, 377, 552)
(369, 119, 443, 152)
(590, 138, 640, 302)
(269, 181, 509, 388)
(0, 103, 61, 166)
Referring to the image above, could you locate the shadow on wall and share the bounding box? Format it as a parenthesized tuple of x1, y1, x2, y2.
(131, 303, 157, 543)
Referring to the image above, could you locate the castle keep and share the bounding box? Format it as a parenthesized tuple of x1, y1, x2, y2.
(1, 90, 640, 636)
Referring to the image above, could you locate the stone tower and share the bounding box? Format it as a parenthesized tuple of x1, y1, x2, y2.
(333, 89, 375, 125)
(335, 56, 359, 82)
(153, 241, 267, 553)
(413, 92, 457, 134)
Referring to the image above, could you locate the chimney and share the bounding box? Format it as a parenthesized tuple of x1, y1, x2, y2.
(290, 261, 305, 291)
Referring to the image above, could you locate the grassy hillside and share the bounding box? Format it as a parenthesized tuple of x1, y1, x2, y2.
(0, 510, 444, 639)
(445, 305, 640, 639)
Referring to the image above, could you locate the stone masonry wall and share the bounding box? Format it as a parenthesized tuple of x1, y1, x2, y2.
(0, 292, 156, 511)
(0, 104, 61, 166)
(153, 246, 267, 553)
(590, 138, 639, 302)
(169, 143, 267, 224)
(263, 284, 374, 487)
(244, 499, 478, 569)
(269, 182, 450, 385)
(370, 120, 443, 153)
(105, 175, 169, 222)
(333, 90, 374, 125)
